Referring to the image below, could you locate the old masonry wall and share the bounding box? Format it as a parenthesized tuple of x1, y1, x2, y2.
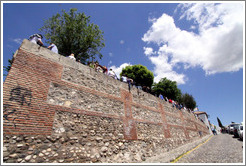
(3, 39, 210, 163)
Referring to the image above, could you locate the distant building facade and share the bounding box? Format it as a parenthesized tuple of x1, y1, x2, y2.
(194, 111, 213, 134)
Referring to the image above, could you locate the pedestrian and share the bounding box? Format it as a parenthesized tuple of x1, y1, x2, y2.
(212, 128, 217, 135)
(47, 43, 58, 54)
(29, 33, 44, 46)
(68, 53, 76, 61)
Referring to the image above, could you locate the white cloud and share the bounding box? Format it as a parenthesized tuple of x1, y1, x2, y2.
(11, 38, 23, 44)
(149, 53, 187, 84)
(120, 40, 125, 44)
(142, 3, 243, 84)
(109, 63, 132, 79)
(143, 47, 156, 56)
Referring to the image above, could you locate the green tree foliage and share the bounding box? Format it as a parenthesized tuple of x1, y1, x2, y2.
(217, 117, 224, 128)
(3, 54, 14, 76)
(120, 64, 154, 87)
(180, 93, 197, 110)
(152, 77, 181, 101)
(40, 8, 105, 63)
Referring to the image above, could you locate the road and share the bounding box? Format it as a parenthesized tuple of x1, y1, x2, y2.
(176, 133, 244, 163)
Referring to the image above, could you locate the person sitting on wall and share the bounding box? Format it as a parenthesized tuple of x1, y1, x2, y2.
(165, 97, 168, 102)
(68, 53, 76, 61)
(29, 34, 44, 46)
(159, 94, 164, 100)
(97, 66, 104, 73)
(47, 43, 58, 54)
(88, 61, 95, 69)
(95, 61, 104, 73)
(175, 102, 179, 109)
(142, 86, 146, 92)
(178, 103, 183, 110)
(102, 66, 108, 74)
(169, 99, 172, 104)
(94, 61, 99, 70)
(121, 75, 128, 83)
(172, 100, 176, 107)
(108, 68, 117, 79)
(146, 86, 151, 93)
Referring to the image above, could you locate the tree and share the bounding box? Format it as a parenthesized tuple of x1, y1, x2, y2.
(152, 77, 182, 101)
(120, 64, 154, 88)
(40, 8, 105, 64)
(180, 93, 197, 110)
(217, 117, 224, 128)
(3, 53, 14, 77)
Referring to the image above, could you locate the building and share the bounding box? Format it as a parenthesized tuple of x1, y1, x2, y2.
(193, 111, 213, 134)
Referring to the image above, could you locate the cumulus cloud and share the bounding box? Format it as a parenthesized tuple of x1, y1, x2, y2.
(143, 47, 156, 56)
(109, 63, 132, 79)
(142, 3, 244, 84)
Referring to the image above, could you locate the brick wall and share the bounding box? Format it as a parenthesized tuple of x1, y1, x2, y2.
(3, 39, 210, 163)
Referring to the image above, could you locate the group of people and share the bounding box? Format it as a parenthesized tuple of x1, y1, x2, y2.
(159, 94, 193, 113)
(87, 61, 145, 92)
(88, 61, 109, 75)
(29, 33, 75, 61)
(88, 61, 135, 92)
(159, 94, 205, 122)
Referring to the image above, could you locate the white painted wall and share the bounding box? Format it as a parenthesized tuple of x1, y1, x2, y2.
(198, 114, 213, 134)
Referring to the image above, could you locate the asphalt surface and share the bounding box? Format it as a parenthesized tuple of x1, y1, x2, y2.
(176, 133, 244, 163)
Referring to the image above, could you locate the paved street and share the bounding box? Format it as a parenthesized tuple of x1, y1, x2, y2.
(176, 133, 244, 163)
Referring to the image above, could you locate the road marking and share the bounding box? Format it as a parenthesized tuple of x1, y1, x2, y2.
(170, 135, 214, 163)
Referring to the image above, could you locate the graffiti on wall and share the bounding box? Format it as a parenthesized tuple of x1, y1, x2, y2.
(3, 104, 18, 128)
(3, 86, 33, 128)
(9, 86, 32, 106)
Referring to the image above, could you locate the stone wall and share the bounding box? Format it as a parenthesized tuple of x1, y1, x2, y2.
(3, 39, 210, 163)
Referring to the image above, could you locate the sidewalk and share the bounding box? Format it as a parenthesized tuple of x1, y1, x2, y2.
(143, 134, 213, 163)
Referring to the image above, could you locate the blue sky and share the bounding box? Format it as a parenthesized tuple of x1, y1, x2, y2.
(2, 2, 245, 127)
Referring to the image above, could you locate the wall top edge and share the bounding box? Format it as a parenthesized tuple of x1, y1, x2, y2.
(19, 39, 90, 71)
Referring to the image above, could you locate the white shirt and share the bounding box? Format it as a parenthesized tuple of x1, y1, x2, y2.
(122, 76, 127, 82)
(29, 36, 42, 44)
(108, 70, 116, 78)
(68, 55, 76, 61)
(49, 44, 58, 54)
